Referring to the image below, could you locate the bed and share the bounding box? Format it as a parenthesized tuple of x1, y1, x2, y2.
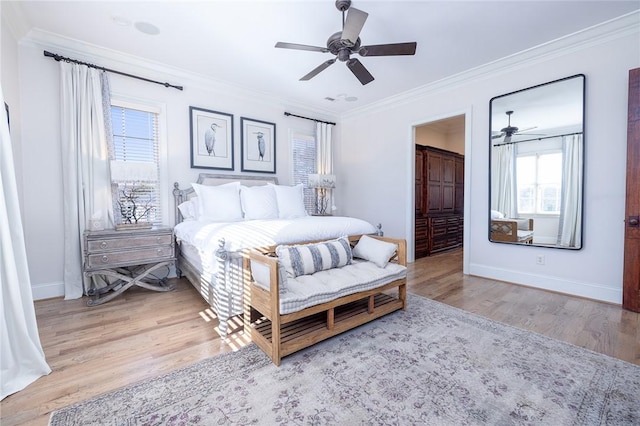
(172, 173, 381, 337)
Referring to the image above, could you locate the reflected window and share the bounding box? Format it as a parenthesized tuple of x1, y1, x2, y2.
(516, 152, 562, 215)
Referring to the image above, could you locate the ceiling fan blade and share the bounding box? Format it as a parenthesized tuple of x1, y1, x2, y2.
(275, 42, 328, 53)
(492, 133, 504, 140)
(359, 42, 417, 57)
(347, 58, 374, 85)
(503, 134, 512, 144)
(300, 59, 336, 81)
(342, 7, 368, 46)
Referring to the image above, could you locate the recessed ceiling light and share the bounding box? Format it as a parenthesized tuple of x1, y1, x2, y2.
(111, 16, 131, 26)
(134, 21, 160, 35)
(345, 96, 358, 102)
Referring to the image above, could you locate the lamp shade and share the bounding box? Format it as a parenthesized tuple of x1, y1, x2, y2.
(109, 160, 158, 182)
(308, 174, 336, 189)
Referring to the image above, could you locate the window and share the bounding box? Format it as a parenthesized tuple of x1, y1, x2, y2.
(516, 152, 562, 215)
(291, 132, 316, 213)
(109, 101, 162, 226)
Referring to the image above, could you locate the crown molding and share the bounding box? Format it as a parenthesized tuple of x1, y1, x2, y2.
(341, 10, 640, 120)
(21, 28, 339, 120)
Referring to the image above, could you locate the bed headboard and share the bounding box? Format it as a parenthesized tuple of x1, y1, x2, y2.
(173, 173, 278, 225)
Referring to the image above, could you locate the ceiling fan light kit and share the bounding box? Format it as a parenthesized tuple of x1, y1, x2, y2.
(275, 0, 417, 85)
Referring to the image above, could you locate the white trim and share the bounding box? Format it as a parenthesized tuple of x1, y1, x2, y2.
(31, 281, 64, 300)
(342, 11, 640, 120)
(408, 108, 472, 275)
(109, 94, 170, 227)
(469, 263, 622, 305)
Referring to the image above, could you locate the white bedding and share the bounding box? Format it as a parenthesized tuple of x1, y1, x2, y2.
(174, 215, 377, 253)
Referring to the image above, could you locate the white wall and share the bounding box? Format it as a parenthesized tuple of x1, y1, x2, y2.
(15, 32, 337, 300)
(338, 14, 639, 304)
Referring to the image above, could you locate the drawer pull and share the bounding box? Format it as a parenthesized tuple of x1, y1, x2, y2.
(101, 255, 109, 263)
(100, 241, 108, 249)
(157, 237, 161, 243)
(157, 249, 164, 255)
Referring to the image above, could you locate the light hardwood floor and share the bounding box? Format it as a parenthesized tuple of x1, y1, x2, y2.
(2, 248, 638, 425)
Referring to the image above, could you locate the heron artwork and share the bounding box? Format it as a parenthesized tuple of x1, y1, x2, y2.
(204, 123, 220, 156)
(256, 132, 265, 161)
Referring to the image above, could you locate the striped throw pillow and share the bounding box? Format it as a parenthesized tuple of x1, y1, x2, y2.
(276, 237, 353, 278)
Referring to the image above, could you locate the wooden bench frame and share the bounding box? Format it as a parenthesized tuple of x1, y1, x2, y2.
(243, 235, 407, 365)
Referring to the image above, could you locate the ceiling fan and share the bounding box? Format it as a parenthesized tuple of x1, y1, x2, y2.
(274, 0, 417, 85)
(492, 110, 544, 143)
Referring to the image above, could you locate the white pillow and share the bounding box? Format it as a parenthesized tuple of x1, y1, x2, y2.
(240, 185, 279, 220)
(192, 182, 243, 222)
(269, 184, 308, 219)
(352, 235, 398, 268)
(177, 198, 199, 221)
(491, 210, 505, 219)
(276, 237, 352, 278)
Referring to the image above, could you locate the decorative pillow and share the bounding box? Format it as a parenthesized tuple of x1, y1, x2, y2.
(192, 182, 243, 222)
(276, 237, 352, 278)
(240, 185, 279, 220)
(352, 235, 397, 268)
(269, 184, 308, 219)
(178, 197, 199, 221)
(491, 210, 505, 219)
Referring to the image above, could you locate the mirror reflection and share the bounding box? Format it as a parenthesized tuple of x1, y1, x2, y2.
(489, 74, 585, 249)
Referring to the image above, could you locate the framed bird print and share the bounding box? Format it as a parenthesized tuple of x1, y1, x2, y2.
(189, 106, 234, 170)
(241, 117, 276, 173)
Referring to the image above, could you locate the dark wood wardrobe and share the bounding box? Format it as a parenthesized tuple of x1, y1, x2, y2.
(415, 145, 464, 258)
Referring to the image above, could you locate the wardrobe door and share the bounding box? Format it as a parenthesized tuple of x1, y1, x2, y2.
(426, 151, 443, 214)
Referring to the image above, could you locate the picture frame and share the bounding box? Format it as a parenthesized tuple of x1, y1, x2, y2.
(241, 117, 276, 173)
(190, 106, 234, 170)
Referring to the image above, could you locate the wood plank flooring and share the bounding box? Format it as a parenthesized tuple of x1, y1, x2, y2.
(2, 248, 638, 425)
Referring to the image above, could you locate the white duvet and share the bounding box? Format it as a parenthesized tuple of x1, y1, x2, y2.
(174, 215, 378, 253)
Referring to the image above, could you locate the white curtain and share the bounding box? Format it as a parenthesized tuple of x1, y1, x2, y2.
(60, 63, 113, 299)
(316, 122, 334, 209)
(491, 143, 516, 218)
(557, 134, 583, 247)
(0, 84, 51, 400)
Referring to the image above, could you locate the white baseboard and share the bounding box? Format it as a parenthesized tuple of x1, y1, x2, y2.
(469, 264, 622, 305)
(32, 281, 65, 300)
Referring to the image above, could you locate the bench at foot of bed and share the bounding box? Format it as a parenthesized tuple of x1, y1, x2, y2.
(244, 235, 407, 365)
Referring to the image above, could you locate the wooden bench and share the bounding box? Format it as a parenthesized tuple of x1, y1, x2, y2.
(243, 235, 407, 365)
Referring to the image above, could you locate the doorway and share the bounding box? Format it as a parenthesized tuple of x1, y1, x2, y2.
(413, 114, 466, 267)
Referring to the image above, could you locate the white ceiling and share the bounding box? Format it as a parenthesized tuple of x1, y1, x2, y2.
(8, 1, 640, 114)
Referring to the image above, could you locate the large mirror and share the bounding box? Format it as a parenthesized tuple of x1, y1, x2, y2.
(489, 74, 585, 249)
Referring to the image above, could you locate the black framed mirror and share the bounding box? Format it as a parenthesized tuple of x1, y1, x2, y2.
(489, 74, 585, 249)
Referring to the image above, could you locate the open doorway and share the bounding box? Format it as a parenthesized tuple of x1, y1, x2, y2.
(414, 115, 465, 262)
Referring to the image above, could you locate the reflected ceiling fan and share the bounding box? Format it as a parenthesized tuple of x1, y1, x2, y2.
(492, 110, 544, 143)
(274, 0, 417, 85)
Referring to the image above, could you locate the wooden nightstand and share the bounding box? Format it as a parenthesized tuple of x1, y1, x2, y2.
(83, 226, 176, 306)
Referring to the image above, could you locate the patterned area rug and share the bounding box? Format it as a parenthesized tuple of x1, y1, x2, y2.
(50, 294, 640, 425)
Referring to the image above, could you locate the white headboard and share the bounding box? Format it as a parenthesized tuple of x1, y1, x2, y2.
(173, 173, 278, 225)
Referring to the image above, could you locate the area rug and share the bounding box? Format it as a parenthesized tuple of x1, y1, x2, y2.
(49, 294, 640, 425)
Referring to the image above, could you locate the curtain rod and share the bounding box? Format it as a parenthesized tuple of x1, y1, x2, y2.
(284, 112, 336, 126)
(43, 51, 183, 91)
(493, 131, 583, 146)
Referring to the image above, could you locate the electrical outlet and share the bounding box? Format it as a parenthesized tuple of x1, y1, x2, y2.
(536, 255, 545, 265)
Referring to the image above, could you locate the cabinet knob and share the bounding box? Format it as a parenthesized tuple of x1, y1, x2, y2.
(101, 255, 109, 263)
(157, 249, 163, 255)
(156, 236, 161, 243)
(100, 241, 108, 249)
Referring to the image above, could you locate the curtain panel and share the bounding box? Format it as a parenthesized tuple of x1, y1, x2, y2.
(60, 63, 113, 299)
(1, 84, 51, 400)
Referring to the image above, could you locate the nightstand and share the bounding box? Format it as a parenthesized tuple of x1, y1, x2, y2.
(83, 226, 176, 306)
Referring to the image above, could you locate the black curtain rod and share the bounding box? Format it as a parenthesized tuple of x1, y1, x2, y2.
(493, 131, 583, 146)
(284, 112, 336, 126)
(43, 51, 183, 91)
